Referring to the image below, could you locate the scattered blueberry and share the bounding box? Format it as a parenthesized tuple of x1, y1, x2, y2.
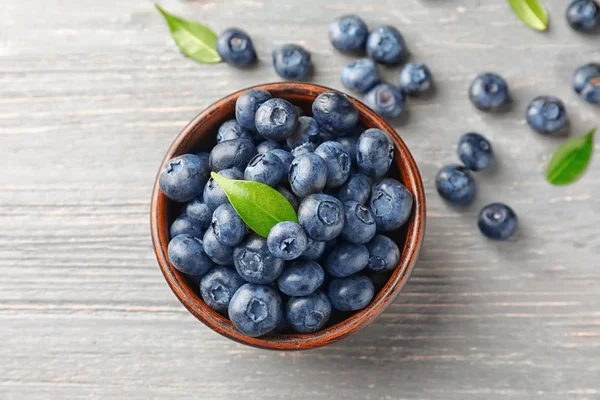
(457, 132, 495, 171)
(286, 116, 321, 148)
(211, 203, 246, 247)
(478, 203, 518, 240)
(209, 138, 257, 172)
(526, 96, 569, 135)
(315, 141, 351, 188)
(268, 149, 294, 172)
(200, 266, 246, 313)
(326, 241, 369, 278)
(328, 275, 375, 311)
(369, 178, 413, 231)
(566, 0, 599, 31)
(233, 234, 284, 284)
(363, 83, 406, 118)
(267, 221, 309, 260)
(357, 128, 394, 179)
(336, 173, 372, 204)
(312, 91, 359, 134)
(341, 200, 377, 244)
(365, 235, 400, 272)
(340, 59, 380, 93)
(291, 142, 317, 158)
(573, 63, 600, 104)
(469, 73, 511, 112)
(436, 164, 476, 206)
(244, 152, 286, 187)
(203, 168, 243, 210)
(398, 63, 433, 96)
(235, 88, 272, 132)
(277, 260, 325, 296)
(170, 215, 205, 239)
(301, 238, 327, 261)
(228, 283, 283, 337)
(298, 194, 345, 241)
(277, 186, 299, 211)
(272, 44, 312, 80)
(216, 28, 256, 67)
(159, 154, 209, 202)
(329, 15, 368, 52)
(167, 234, 214, 276)
(286, 291, 332, 333)
(366, 25, 407, 65)
(185, 198, 213, 228)
(289, 153, 328, 197)
(217, 119, 254, 143)
(202, 227, 234, 265)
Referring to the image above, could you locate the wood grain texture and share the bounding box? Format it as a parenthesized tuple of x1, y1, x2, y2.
(0, 0, 599, 398)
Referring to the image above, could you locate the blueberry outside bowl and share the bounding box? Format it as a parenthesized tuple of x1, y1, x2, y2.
(150, 82, 426, 350)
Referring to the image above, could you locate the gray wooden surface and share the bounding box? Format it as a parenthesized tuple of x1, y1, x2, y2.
(1, 0, 600, 399)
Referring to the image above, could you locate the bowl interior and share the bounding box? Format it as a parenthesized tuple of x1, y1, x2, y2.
(151, 82, 425, 350)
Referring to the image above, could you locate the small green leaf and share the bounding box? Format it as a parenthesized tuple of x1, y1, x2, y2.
(546, 128, 595, 186)
(508, 0, 549, 31)
(155, 4, 221, 64)
(210, 172, 298, 237)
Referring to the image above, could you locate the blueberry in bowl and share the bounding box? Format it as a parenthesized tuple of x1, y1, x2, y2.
(151, 83, 425, 350)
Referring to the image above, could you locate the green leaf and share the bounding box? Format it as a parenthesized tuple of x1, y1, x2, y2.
(546, 128, 595, 186)
(508, 0, 549, 31)
(210, 172, 298, 237)
(155, 4, 221, 64)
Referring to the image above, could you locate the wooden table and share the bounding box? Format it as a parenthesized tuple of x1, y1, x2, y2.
(1, 0, 599, 398)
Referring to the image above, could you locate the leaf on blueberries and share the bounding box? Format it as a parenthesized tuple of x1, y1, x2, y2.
(508, 0, 549, 31)
(155, 4, 221, 64)
(210, 172, 298, 237)
(546, 128, 595, 185)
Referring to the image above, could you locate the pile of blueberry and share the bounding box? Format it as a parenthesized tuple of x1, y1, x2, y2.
(159, 89, 413, 338)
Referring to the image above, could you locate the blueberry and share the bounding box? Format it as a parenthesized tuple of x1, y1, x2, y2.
(267, 221, 308, 260)
(566, 0, 599, 31)
(312, 91, 359, 134)
(315, 141, 351, 188)
(435, 164, 476, 206)
(277, 186, 299, 211)
(268, 149, 294, 171)
(203, 169, 243, 210)
(228, 283, 283, 337)
(202, 227, 234, 265)
(340, 59, 380, 93)
(478, 203, 518, 240)
(289, 153, 328, 197)
(244, 152, 286, 187)
(291, 142, 317, 158)
(398, 63, 433, 96)
(277, 260, 325, 296)
(317, 129, 337, 143)
(286, 116, 321, 148)
(369, 178, 413, 231)
(298, 194, 345, 241)
(363, 83, 406, 118)
(326, 241, 369, 278)
(272, 44, 312, 80)
(233, 234, 285, 284)
(366, 25, 407, 65)
(301, 238, 326, 261)
(336, 173, 372, 204)
(295, 106, 304, 117)
(254, 98, 299, 141)
(337, 135, 358, 166)
(217, 119, 254, 143)
(329, 15, 368, 52)
(235, 89, 272, 132)
(256, 140, 280, 155)
(365, 235, 399, 272)
(469, 73, 511, 112)
(167, 234, 214, 276)
(286, 291, 331, 333)
(457, 132, 495, 171)
(159, 154, 210, 202)
(341, 201, 377, 244)
(170, 215, 205, 239)
(216, 28, 256, 67)
(526, 96, 569, 135)
(573, 63, 600, 104)
(211, 203, 245, 247)
(185, 198, 213, 228)
(328, 275, 374, 311)
(209, 138, 257, 172)
(200, 266, 246, 313)
(357, 128, 394, 179)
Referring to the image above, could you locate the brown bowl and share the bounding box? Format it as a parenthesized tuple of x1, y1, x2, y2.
(150, 82, 425, 350)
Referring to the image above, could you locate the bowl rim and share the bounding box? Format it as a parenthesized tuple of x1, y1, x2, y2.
(150, 82, 426, 350)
